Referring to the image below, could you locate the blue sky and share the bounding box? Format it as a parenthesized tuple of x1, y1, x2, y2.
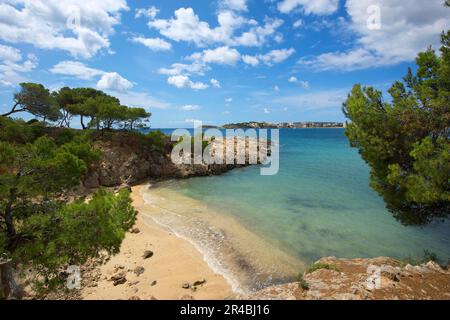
(0, 0, 448, 128)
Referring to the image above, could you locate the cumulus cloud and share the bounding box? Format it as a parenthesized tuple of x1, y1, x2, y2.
(135, 6, 159, 19)
(50, 61, 104, 80)
(220, 0, 248, 12)
(293, 19, 303, 28)
(97, 72, 133, 92)
(158, 62, 208, 76)
(181, 104, 201, 111)
(189, 46, 241, 66)
(288, 76, 309, 88)
(243, 48, 296, 66)
(278, 0, 339, 15)
(0, 45, 38, 86)
(50, 61, 133, 92)
(167, 75, 209, 90)
(147, 7, 282, 48)
(210, 78, 222, 88)
(242, 55, 260, 66)
(131, 36, 172, 51)
(300, 0, 450, 71)
(0, 45, 22, 62)
(0, 0, 128, 59)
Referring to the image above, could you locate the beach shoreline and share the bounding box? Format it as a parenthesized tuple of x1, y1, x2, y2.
(82, 184, 234, 300)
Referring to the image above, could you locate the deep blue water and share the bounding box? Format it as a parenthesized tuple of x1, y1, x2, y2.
(149, 128, 450, 264)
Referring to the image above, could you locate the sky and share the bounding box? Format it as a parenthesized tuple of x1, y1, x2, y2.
(0, 0, 449, 128)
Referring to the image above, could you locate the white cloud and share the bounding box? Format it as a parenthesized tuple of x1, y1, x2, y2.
(50, 61, 104, 80)
(300, 0, 450, 71)
(260, 48, 296, 64)
(244, 48, 296, 66)
(190, 46, 241, 66)
(242, 55, 260, 66)
(263, 107, 270, 114)
(0, 0, 129, 59)
(225, 97, 233, 103)
(167, 75, 209, 90)
(274, 85, 280, 92)
(148, 8, 241, 47)
(288, 76, 298, 83)
(0, 45, 22, 62)
(158, 62, 208, 76)
(50, 61, 133, 92)
(278, 0, 339, 15)
(221, 0, 248, 12)
(131, 37, 172, 51)
(0, 45, 38, 86)
(181, 104, 200, 111)
(210, 78, 222, 88)
(147, 7, 282, 48)
(299, 80, 309, 89)
(135, 6, 159, 19)
(293, 19, 303, 28)
(233, 18, 284, 47)
(97, 72, 133, 92)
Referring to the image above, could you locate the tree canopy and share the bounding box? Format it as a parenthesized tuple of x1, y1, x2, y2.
(3, 84, 151, 131)
(343, 30, 450, 225)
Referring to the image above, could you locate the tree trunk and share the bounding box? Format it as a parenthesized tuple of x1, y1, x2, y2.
(0, 103, 23, 117)
(0, 262, 21, 300)
(80, 115, 86, 130)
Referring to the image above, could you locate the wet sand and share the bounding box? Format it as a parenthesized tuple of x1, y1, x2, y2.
(82, 185, 234, 300)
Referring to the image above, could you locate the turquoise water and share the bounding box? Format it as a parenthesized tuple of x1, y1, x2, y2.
(156, 129, 450, 265)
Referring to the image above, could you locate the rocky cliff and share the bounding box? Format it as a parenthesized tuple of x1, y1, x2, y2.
(82, 132, 270, 188)
(249, 256, 450, 300)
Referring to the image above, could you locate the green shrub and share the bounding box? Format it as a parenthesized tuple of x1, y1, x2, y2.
(146, 130, 167, 153)
(297, 273, 309, 290)
(306, 263, 340, 274)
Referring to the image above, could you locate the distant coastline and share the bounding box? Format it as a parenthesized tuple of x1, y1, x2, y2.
(210, 122, 346, 129)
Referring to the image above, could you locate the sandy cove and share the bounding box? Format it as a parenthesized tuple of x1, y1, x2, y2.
(82, 185, 234, 300)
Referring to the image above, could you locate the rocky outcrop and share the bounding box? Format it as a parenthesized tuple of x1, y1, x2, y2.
(249, 257, 450, 300)
(82, 133, 270, 188)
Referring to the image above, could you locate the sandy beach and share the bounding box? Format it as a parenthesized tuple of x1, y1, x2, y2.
(82, 185, 234, 300)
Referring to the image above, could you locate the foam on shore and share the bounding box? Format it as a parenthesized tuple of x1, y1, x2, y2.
(140, 181, 305, 296)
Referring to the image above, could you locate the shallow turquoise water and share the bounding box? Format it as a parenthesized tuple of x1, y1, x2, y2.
(159, 129, 450, 264)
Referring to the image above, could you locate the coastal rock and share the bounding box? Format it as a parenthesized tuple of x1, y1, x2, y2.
(133, 266, 145, 277)
(248, 257, 450, 300)
(182, 283, 190, 289)
(142, 250, 154, 259)
(109, 272, 127, 286)
(130, 227, 140, 234)
(82, 133, 270, 188)
(193, 279, 207, 287)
